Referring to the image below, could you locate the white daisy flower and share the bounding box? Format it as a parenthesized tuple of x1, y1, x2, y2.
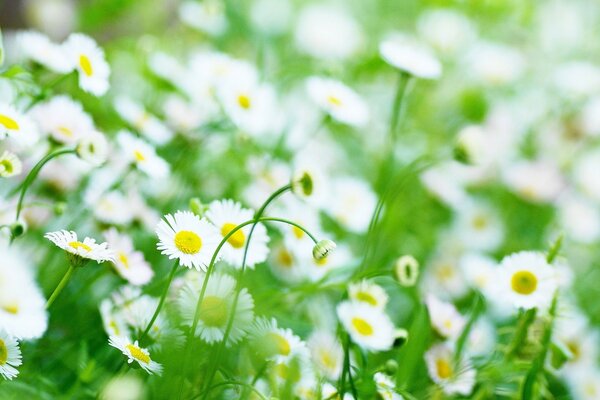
(205, 199, 270, 269)
(502, 160, 564, 203)
(15, 30, 71, 73)
(30, 95, 95, 145)
(108, 336, 162, 375)
(0, 151, 22, 178)
(0, 103, 39, 145)
(104, 228, 154, 286)
(179, 0, 228, 36)
(99, 299, 130, 338)
(425, 343, 475, 396)
(497, 251, 558, 310)
(114, 97, 173, 145)
(452, 200, 504, 252)
(116, 131, 170, 179)
(564, 368, 600, 400)
(178, 272, 254, 346)
(63, 33, 110, 96)
(76, 130, 109, 166)
(307, 330, 343, 380)
(0, 247, 48, 340)
(374, 372, 404, 400)
(459, 252, 496, 293)
(324, 176, 377, 234)
(93, 191, 134, 226)
(379, 33, 442, 79)
(249, 317, 307, 363)
(425, 294, 466, 340)
(348, 280, 389, 310)
(305, 77, 369, 127)
(45, 230, 115, 264)
(156, 211, 221, 271)
(336, 301, 395, 352)
(0, 330, 22, 380)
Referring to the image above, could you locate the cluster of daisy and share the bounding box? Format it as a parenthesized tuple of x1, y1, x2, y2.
(1, 0, 600, 399)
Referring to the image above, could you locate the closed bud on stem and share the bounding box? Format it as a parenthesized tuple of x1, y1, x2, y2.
(384, 359, 399, 375)
(10, 221, 27, 238)
(453, 125, 485, 165)
(312, 239, 336, 260)
(53, 202, 67, 216)
(393, 328, 409, 348)
(394, 255, 419, 287)
(291, 170, 314, 198)
(189, 198, 207, 218)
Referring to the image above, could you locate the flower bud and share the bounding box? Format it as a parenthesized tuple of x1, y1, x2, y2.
(453, 125, 485, 165)
(189, 198, 207, 218)
(53, 202, 67, 216)
(393, 328, 409, 348)
(292, 170, 314, 197)
(312, 239, 336, 260)
(77, 131, 109, 166)
(384, 359, 399, 375)
(10, 221, 27, 238)
(394, 255, 419, 287)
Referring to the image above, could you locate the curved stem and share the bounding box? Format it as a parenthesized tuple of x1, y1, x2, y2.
(45, 264, 75, 309)
(139, 260, 179, 342)
(14, 148, 76, 222)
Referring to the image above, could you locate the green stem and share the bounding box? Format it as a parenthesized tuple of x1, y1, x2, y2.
(454, 293, 483, 363)
(14, 148, 76, 222)
(507, 308, 537, 360)
(45, 264, 75, 309)
(389, 71, 411, 146)
(139, 260, 179, 342)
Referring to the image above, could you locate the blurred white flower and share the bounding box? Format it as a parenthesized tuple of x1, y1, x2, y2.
(417, 9, 475, 55)
(179, 0, 227, 36)
(425, 343, 475, 396)
(379, 33, 442, 79)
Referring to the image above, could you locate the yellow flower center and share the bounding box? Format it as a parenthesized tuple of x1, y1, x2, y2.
(327, 95, 342, 107)
(320, 350, 337, 370)
(69, 241, 92, 252)
(174, 230, 202, 254)
(277, 249, 294, 268)
(355, 291, 378, 306)
(58, 126, 74, 137)
(0, 114, 19, 130)
(199, 295, 228, 327)
(126, 344, 150, 364)
(118, 252, 129, 269)
(134, 150, 146, 162)
(351, 317, 373, 336)
(314, 256, 328, 267)
(0, 339, 7, 365)
(237, 94, 252, 109)
(0, 159, 14, 174)
(472, 214, 488, 230)
(436, 358, 453, 379)
(266, 332, 291, 356)
(292, 225, 304, 239)
(511, 270, 538, 295)
(221, 223, 246, 249)
(1, 303, 19, 314)
(79, 54, 93, 77)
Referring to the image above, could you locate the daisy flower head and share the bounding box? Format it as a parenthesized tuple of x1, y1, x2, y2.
(178, 272, 254, 346)
(425, 294, 466, 340)
(114, 97, 173, 145)
(374, 372, 404, 400)
(248, 317, 307, 363)
(348, 280, 389, 310)
(30, 95, 95, 145)
(156, 211, 221, 271)
(45, 230, 115, 266)
(305, 76, 369, 127)
(205, 199, 270, 269)
(324, 176, 377, 234)
(76, 130, 109, 166)
(104, 228, 154, 286)
(15, 30, 71, 73)
(0, 151, 22, 178)
(497, 251, 558, 310)
(379, 33, 442, 79)
(117, 131, 170, 179)
(0, 330, 22, 380)
(336, 300, 395, 352)
(425, 343, 475, 396)
(63, 33, 110, 96)
(0, 103, 39, 146)
(108, 336, 162, 375)
(179, 0, 228, 37)
(307, 330, 343, 380)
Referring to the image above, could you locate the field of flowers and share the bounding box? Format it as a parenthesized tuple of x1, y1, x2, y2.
(1, 0, 600, 399)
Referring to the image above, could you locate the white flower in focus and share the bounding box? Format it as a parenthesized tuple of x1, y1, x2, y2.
(0, 151, 22, 178)
(116, 131, 169, 179)
(178, 272, 254, 346)
(425, 343, 475, 396)
(337, 301, 395, 352)
(425, 294, 466, 340)
(156, 211, 220, 271)
(0, 330, 22, 380)
(379, 33, 442, 79)
(205, 199, 270, 269)
(63, 33, 110, 96)
(348, 280, 389, 310)
(496, 251, 557, 310)
(45, 230, 114, 264)
(104, 228, 154, 286)
(305, 77, 369, 127)
(108, 336, 162, 375)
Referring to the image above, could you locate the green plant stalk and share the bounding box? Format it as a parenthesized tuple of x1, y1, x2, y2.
(507, 308, 537, 360)
(45, 264, 76, 309)
(338, 333, 358, 398)
(200, 216, 319, 399)
(139, 260, 179, 342)
(454, 293, 483, 363)
(14, 148, 76, 223)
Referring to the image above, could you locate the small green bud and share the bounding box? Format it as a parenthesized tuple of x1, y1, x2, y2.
(394, 255, 419, 287)
(10, 221, 27, 238)
(393, 328, 409, 348)
(384, 359, 399, 375)
(189, 198, 207, 217)
(312, 239, 336, 260)
(54, 202, 67, 216)
(292, 170, 314, 198)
